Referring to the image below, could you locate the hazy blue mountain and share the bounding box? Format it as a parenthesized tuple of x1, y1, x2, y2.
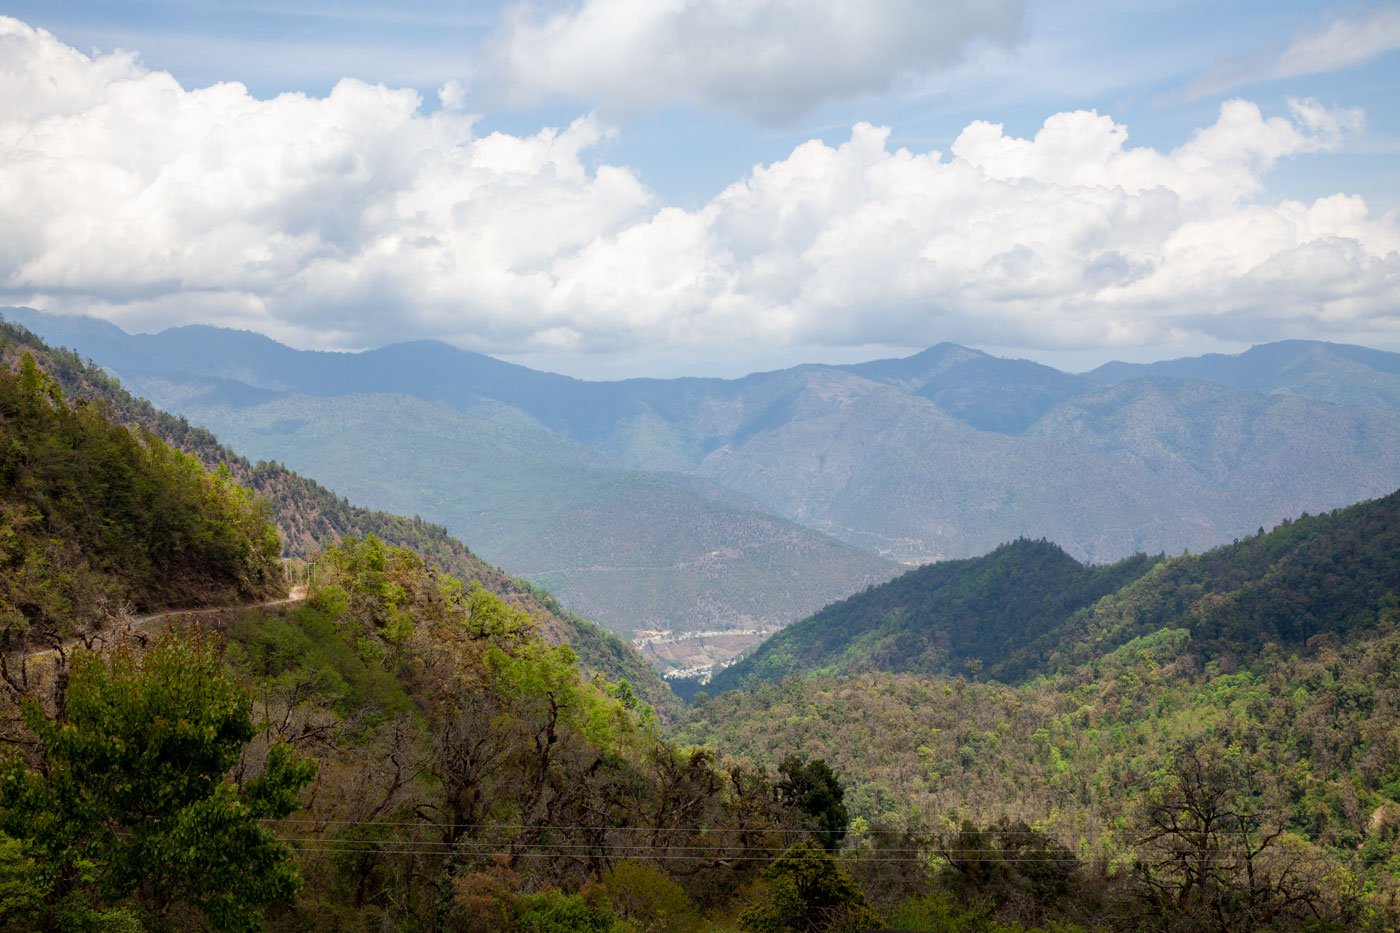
(2, 308, 897, 654)
(676, 363, 1400, 562)
(839, 342, 1095, 433)
(1027, 375, 1400, 527)
(1088, 339, 1400, 412)
(176, 387, 895, 638)
(10, 306, 1400, 654)
(494, 470, 898, 637)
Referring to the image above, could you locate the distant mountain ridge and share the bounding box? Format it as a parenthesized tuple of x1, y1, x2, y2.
(9, 306, 1400, 670)
(1089, 339, 1400, 412)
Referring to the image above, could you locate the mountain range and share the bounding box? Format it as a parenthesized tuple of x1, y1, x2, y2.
(9, 306, 1400, 678)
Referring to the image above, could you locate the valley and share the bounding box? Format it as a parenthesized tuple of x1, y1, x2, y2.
(3, 317, 1399, 931)
(11, 306, 1400, 683)
(4, 6, 1399, 929)
(632, 627, 771, 684)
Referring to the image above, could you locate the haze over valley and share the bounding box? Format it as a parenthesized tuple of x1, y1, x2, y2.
(12, 307, 1400, 683)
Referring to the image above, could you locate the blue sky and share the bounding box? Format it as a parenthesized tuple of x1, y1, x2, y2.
(1, 1, 1398, 376)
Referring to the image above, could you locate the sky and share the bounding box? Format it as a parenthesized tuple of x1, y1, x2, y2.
(1, 1, 1398, 378)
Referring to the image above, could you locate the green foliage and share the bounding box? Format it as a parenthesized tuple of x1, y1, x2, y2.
(514, 889, 620, 932)
(514, 577, 676, 717)
(0, 635, 314, 930)
(0, 351, 282, 649)
(941, 821, 1080, 922)
(683, 597, 1400, 927)
(714, 539, 1158, 692)
(888, 891, 1093, 932)
(229, 537, 775, 929)
(0, 830, 42, 930)
(587, 859, 701, 932)
(225, 602, 413, 722)
(0, 320, 678, 716)
(738, 840, 877, 933)
(1128, 742, 1357, 932)
(777, 757, 850, 851)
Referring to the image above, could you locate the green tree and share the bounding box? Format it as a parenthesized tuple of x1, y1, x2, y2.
(776, 756, 850, 851)
(587, 859, 701, 932)
(0, 633, 315, 931)
(739, 839, 876, 933)
(514, 889, 619, 932)
(939, 820, 1081, 927)
(0, 830, 43, 930)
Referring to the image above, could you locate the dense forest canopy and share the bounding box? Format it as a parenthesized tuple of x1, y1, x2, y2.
(685, 491, 1400, 929)
(717, 489, 1400, 692)
(0, 352, 282, 654)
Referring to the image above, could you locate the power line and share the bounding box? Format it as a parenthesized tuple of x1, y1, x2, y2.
(281, 844, 1388, 865)
(260, 818, 1303, 839)
(267, 834, 1386, 865)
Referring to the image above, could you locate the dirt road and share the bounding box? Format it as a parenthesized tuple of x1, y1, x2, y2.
(20, 586, 308, 663)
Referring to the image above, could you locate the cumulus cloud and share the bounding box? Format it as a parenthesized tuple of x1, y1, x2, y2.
(2, 16, 1398, 363)
(1185, 6, 1400, 100)
(479, 0, 1024, 122)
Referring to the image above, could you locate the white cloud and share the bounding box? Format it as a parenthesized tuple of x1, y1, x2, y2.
(2, 15, 1399, 364)
(1185, 6, 1400, 100)
(1274, 7, 1400, 74)
(437, 78, 470, 111)
(479, 0, 1024, 122)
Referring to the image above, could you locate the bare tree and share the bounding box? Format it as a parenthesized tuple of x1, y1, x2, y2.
(1130, 743, 1333, 932)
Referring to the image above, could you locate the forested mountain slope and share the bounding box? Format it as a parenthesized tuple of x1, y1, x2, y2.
(0, 353, 283, 655)
(206, 538, 830, 931)
(2, 309, 898, 651)
(682, 493, 1400, 929)
(1036, 488, 1400, 672)
(716, 489, 1400, 692)
(711, 539, 1159, 692)
(0, 321, 678, 715)
(1, 521, 850, 929)
(680, 612, 1400, 928)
